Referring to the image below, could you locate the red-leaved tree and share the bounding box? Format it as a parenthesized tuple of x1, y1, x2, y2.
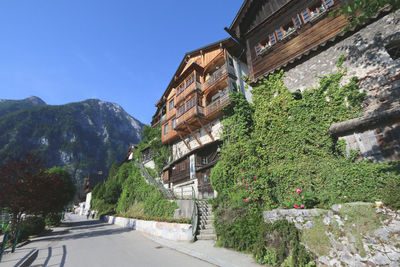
(0, 154, 75, 239)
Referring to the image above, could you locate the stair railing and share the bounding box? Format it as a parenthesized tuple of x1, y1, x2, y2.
(190, 186, 199, 241)
(134, 161, 175, 199)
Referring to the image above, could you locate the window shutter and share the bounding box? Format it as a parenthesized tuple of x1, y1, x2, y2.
(255, 43, 262, 54)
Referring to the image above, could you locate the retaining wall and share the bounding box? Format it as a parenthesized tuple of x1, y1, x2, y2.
(103, 215, 192, 241)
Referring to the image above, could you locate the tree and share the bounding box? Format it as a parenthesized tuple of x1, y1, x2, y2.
(0, 154, 75, 240)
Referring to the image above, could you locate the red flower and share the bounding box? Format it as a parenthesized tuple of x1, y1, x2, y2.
(301, 204, 305, 208)
(294, 204, 299, 209)
(243, 199, 247, 202)
(254, 176, 257, 179)
(296, 189, 302, 194)
(241, 151, 245, 154)
(282, 206, 286, 209)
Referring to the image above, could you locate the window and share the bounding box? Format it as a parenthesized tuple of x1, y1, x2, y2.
(202, 157, 207, 165)
(185, 75, 194, 88)
(228, 56, 234, 67)
(255, 43, 262, 54)
(293, 14, 302, 29)
(177, 105, 185, 117)
(301, 9, 311, 23)
(177, 83, 185, 95)
(269, 33, 277, 45)
(231, 82, 238, 92)
(385, 39, 400, 60)
(169, 98, 175, 111)
(171, 118, 177, 130)
(323, 0, 334, 8)
(164, 122, 169, 135)
(186, 97, 196, 111)
(276, 28, 284, 40)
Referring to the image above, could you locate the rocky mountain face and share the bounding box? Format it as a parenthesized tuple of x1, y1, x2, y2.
(0, 96, 144, 186)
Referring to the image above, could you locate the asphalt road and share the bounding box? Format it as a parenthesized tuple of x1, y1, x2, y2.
(28, 213, 214, 267)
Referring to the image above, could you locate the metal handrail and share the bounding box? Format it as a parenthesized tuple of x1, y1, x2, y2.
(134, 161, 175, 199)
(190, 186, 199, 241)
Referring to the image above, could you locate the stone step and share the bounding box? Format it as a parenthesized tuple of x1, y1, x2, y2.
(199, 224, 214, 230)
(200, 220, 214, 226)
(199, 228, 215, 235)
(197, 233, 216, 240)
(199, 215, 214, 220)
(198, 211, 213, 216)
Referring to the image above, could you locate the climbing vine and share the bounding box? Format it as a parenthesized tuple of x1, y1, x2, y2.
(211, 59, 400, 266)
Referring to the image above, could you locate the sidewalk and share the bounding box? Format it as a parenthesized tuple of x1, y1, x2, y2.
(143, 233, 262, 267)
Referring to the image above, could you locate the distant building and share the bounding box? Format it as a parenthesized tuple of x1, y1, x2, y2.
(152, 38, 251, 199)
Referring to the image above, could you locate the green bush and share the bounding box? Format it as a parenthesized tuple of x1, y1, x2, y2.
(19, 216, 45, 240)
(45, 212, 62, 227)
(211, 61, 400, 264)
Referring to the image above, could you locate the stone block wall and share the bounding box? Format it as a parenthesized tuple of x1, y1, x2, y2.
(282, 9, 400, 162)
(104, 215, 192, 241)
(264, 202, 400, 266)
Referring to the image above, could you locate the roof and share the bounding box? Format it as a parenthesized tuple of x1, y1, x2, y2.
(155, 38, 238, 108)
(229, 0, 251, 31)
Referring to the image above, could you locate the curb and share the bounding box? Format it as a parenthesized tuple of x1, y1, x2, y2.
(143, 233, 241, 267)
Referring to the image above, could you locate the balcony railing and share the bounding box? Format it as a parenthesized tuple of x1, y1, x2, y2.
(203, 65, 228, 91)
(176, 81, 202, 105)
(176, 105, 204, 128)
(205, 93, 230, 117)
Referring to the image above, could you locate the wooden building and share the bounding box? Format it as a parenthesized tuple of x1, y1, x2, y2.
(228, 1, 400, 162)
(152, 38, 250, 199)
(228, 0, 346, 82)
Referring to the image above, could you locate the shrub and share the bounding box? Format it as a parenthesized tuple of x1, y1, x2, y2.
(19, 216, 45, 240)
(45, 212, 62, 227)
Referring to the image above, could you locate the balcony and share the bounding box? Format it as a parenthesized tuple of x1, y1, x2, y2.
(203, 65, 229, 92)
(176, 81, 202, 105)
(205, 93, 230, 117)
(176, 105, 204, 129)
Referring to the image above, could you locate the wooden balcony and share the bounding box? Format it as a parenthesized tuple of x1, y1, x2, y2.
(176, 81, 202, 105)
(176, 105, 204, 130)
(203, 65, 229, 92)
(205, 93, 231, 118)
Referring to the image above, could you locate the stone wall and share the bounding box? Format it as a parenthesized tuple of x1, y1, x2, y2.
(104, 215, 192, 241)
(282, 9, 400, 162)
(264, 202, 400, 266)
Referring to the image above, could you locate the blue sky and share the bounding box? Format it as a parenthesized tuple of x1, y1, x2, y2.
(0, 0, 243, 124)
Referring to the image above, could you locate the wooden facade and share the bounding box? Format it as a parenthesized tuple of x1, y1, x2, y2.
(152, 38, 243, 145)
(229, 0, 348, 81)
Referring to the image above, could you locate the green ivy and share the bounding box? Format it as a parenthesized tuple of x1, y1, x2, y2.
(211, 61, 400, 265)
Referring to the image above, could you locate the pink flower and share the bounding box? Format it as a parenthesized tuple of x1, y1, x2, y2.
(301, 196, 304, 199)
(245, 184, 248, 187)
(241, 151, 245, 154)
(246, 190, 248, 192)
(270, 171, 272, 173)
(296, 189, 302, 194)
(254, 176, 257, 179)
(243, 199, 247, 202)
(282, 206, 286, 209)
(249, 197, 251, 200)
(301, 204, 305, 208)
(294, 204, 300, 209)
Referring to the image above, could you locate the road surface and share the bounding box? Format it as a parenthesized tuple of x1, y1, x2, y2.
(27, 213, 214, 267)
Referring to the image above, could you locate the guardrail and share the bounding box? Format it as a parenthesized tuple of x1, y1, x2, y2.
(134, 161, 175, 200)
(190, 187, 199, 240)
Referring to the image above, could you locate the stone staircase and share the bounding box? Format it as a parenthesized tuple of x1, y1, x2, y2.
(196, 201, 216, 240)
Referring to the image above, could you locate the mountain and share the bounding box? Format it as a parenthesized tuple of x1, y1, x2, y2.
(0, 97, 144, 185)
(0, 96, 46, 117)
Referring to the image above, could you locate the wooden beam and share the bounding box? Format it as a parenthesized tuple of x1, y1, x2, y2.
(185, 122, 202, 147)
(328, 107, 400, 136)
(178, 133, 191, 152)
(196, 117, 214, 142)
